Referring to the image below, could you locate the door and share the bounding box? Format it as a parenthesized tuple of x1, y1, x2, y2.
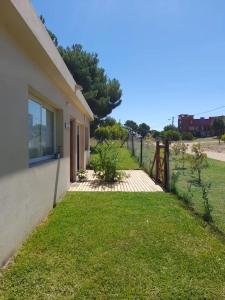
(77, 125, 80, 171)
(70, 120, 75, 182)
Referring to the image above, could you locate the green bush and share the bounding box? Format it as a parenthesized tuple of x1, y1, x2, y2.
(94, 123, 128, 142)
(221, 134, 225, 142)
(91, 141, 125, 182)
(162, 130, 181, 141)
(182, 132, 194, 141)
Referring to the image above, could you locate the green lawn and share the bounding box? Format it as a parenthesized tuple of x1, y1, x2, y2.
(1, 192, 225, 299)
(91, 142, 140, 170)
(171, 157, 225, 233)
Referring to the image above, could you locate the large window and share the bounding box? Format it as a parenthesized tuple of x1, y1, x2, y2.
(28, 99, 55, 164)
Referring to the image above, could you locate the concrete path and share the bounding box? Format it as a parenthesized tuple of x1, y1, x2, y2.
(69, 170, 163, 192)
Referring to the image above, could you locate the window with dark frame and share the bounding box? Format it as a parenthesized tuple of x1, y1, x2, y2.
(28, 99, 55, 164)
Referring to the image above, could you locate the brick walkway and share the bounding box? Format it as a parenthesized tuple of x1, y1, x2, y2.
(69, 170, 163, 192)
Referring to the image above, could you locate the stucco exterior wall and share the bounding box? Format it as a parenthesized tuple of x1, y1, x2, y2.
(0, 25, 90, 266)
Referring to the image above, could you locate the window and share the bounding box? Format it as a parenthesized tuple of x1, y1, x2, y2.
(28, 99, 55, 164)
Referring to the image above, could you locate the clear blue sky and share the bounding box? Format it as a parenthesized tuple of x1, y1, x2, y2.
(32, 0, 225, 130)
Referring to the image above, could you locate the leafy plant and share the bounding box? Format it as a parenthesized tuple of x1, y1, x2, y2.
(181, 132, 194, 141)
(171, 171, 180, 193)
(182, 183, 193, 206)
(91, 141, 125, 182)
(189, 143, 208, 184)
(201, 182, 213, 223)
(172, 142, 188, 169)
(77, 169, 88, 182)
(180, 142, 188, 169)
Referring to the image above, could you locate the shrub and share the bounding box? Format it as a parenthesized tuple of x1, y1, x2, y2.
(163, 130, 181, 141)
(189, 143, 208, 184)
(94, 123, 128, 142)
(201, 182, 213, 223)
(221, 134, 225, 142)
(91, 141, 124, 182)
(172, 141, 188, 169)
(182, 132, 194, 141)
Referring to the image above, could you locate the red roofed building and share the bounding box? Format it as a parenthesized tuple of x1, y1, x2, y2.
(178, 114, 225, 137)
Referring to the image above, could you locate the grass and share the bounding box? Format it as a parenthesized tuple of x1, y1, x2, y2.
(2, 192, 225, 299)
(171, 156, 225, 233)
(91, 141, 140, 170)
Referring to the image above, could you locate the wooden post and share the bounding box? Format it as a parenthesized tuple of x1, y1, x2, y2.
(164, 139, 170, 191)
(140, 137, 143, 167)
(155, 141, 160, 183)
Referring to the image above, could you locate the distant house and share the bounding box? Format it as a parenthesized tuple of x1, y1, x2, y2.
(178, 114, 225, 137)
(0, 0, 93, 266)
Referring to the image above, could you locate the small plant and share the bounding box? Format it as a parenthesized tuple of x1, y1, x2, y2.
(189, 143, 208, 184)
(182, 183, 193, 206)
(172, 142, 182, 169)
(91, 140, 125, 182)
(77, 169, 88, 182)
(201, 182, 213, 223)
(180, 142, 188, 170)
(172, 141, 188, 170)
(171, 171, 180, 193)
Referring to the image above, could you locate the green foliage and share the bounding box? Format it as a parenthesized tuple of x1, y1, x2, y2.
(124, 120, 138, 134)
(171, 171, 180, 193)
(151, 130, 161, 139)
(164, 124, 179, 132)
(172, 141, 188, 170)
(101, 117, 117, 127)
(59, 45, 122, 122)
(189, 144, 208, 184)
(137, 123, 150, 138)
(221, 134, 225, 142)
(91, 141, 124, 182)
(77, 169, 88, 182)
(201, 182, 213, 222)
(162, 130, 181, 141)
(181, 132, 194, 141)
(94, 123, 128, 142)
(212, 118, 225, 143)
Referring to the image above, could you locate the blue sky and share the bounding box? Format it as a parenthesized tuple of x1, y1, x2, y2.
(32, 0, 225, 130)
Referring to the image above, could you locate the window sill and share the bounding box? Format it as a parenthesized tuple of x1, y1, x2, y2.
(29, 154, 60, 168)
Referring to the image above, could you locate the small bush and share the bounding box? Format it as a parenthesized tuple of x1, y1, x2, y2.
(171, 171, 180, 193)
(91, 141, 125, 182)
(221, 134, 225, 142)
(182, 132, 194, 141)
(201, 182, 213, 223)
(162, 130, 181, 141)
(189, 143, 208, 184)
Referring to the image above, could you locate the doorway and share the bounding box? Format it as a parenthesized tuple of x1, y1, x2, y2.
(70, 120, 76, 182)
(77, 125, 80, 171)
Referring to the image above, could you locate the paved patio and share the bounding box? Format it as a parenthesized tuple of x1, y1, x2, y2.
(69, 170, 163, 192)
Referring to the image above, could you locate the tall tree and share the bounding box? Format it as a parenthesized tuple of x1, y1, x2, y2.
(124, 120, 138, 134)
(58, 45, 122, 125)
(212, 118, 225, 144)
(39, 16, 122, 134)
(138, 123, 150, 138)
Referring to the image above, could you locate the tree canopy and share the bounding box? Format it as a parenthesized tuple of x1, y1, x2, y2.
(138, 123, 150, 138)
(59, 45, 122, 121)
(124, 120, 138, 134)
(40, 16, 122, 134)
